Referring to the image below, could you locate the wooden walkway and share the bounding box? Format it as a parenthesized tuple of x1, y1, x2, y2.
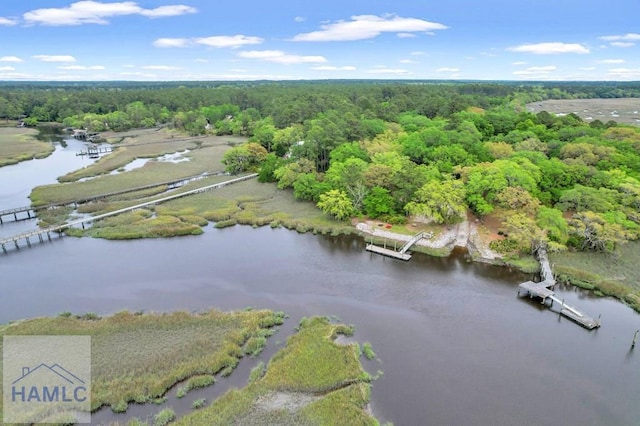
(366, 231, 426, 261)
(76, 146, 113, 158)
(517, 247, 601, 330)
(0, 174, 257, 254)
(0, 171, 225, 224)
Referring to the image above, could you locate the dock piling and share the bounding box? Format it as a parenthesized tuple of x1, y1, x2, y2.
(633, 330, 639, 348)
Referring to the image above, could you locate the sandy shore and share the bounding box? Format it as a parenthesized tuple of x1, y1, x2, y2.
(356, 220, 502, 263)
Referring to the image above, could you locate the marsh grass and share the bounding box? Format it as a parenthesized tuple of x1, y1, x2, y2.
(0, 309, 285, 417)
(362, 342, 376, 360)
(176, 316, 378, 426)
(550, 241, 640, 312)
(0, 127, 54, 167)
(154, 408, 176, 426)
(57, 131, 237, 183)
(191, 399, 206, 410)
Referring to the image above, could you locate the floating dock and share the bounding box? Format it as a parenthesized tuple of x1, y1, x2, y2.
(365, 231, 427, 261)
(517, 247, 601, 330)
(365, 244, 412, 260)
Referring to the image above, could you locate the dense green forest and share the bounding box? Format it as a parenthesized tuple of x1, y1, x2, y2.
(2, 80, 640, 256)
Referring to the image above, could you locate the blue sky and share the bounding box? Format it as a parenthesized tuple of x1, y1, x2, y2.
(1, 0, 639, 81)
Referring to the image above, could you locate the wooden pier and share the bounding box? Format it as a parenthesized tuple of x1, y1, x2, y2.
(76, 146, 113, 158)
(0, 171, 227, 225)
(366, 231, 426, 261)
(517, 247, 601, 330)
(0, 173, 257, 254)
(0, 206, 36, 223)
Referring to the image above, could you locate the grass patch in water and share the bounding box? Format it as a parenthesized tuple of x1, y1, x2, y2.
(362, 342, 376, 360)
(153, 408, 176, 426)
(0, 309, 285, 416)
(176, 316, 378, 426)
(191, 399, 206, 410)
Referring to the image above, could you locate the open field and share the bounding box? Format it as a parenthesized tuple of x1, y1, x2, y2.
(526, 98, 640, 126)
(0, 127, 54, 167)
(176, 316, 378, 426)
(0, 309, 285, 418)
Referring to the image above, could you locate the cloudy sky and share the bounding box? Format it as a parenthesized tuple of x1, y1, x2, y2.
(0, 0, 638, 81)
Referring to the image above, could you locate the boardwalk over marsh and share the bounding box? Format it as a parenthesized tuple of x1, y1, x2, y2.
(518, 247, 601, 330)
(0, 173, 257, 254)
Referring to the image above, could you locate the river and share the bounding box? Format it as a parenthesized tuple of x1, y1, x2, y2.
(1, 132, 639, 425)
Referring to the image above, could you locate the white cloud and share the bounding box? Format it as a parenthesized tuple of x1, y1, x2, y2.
(32, 55, 77, 62)
(58, 65, 105, 70)
(598, 59, 625, 64)
(511, 61, 527, 65)
(311, 65, 356, 71)
(23, 1, 197, 26)
(195, 58, 209, 63)
(507, 42, 589, 55)
(436, 67, 460, 72)
(527, 66, 557, 71)
(153, 38, 190, 48)
(140, 5, 196, 18)
(366, 68, 412, 75)
(153, 35, 263, 49)
(400, 59, 418, 64)
(513, 65, 557, 77)
(0, 72, 32, 79)
(610, 42, 634, 48)
(292, 14, 447, 42)
(607, 68, 640, 79)
(0, 17, 18, 26)
(599, 33, 640, 41)
(0, 66, 15, 71)
(294, 16, 305, 23)
(142, 65, 181, 70)
(410, 51, 426, 56)
(579, 67, 596, 71)
(119, 72, 157, 78)
(0, 56, 23, 62)
(237, 50, 327, 64)
(397, 33, 416, 38)
(195, 35, 263, 48)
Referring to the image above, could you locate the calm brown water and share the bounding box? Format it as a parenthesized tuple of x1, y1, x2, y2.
(1, 226, 639, 426)
(1, 130, 639, 425)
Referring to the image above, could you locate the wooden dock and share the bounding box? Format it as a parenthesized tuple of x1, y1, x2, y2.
(517, 247, 601, 330)
(365, 244, 412, 260)
(76, 146, 113, 158)
(0, 171, 227, 225)
(0, 206, 36, 223)
(365, 231, 426, 261)
(0, 174, 257, 254)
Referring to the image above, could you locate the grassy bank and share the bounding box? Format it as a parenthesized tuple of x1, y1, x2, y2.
(55, 178, 354, 240)
(0, 127, 54, 167)
(177, 316, 379, 426)
(550, 241, 640, 312)
(0, 309, 285, 418)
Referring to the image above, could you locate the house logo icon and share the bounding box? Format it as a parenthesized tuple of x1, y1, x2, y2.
(3, 335, 92, 424)
(11, 363, 88, 404)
